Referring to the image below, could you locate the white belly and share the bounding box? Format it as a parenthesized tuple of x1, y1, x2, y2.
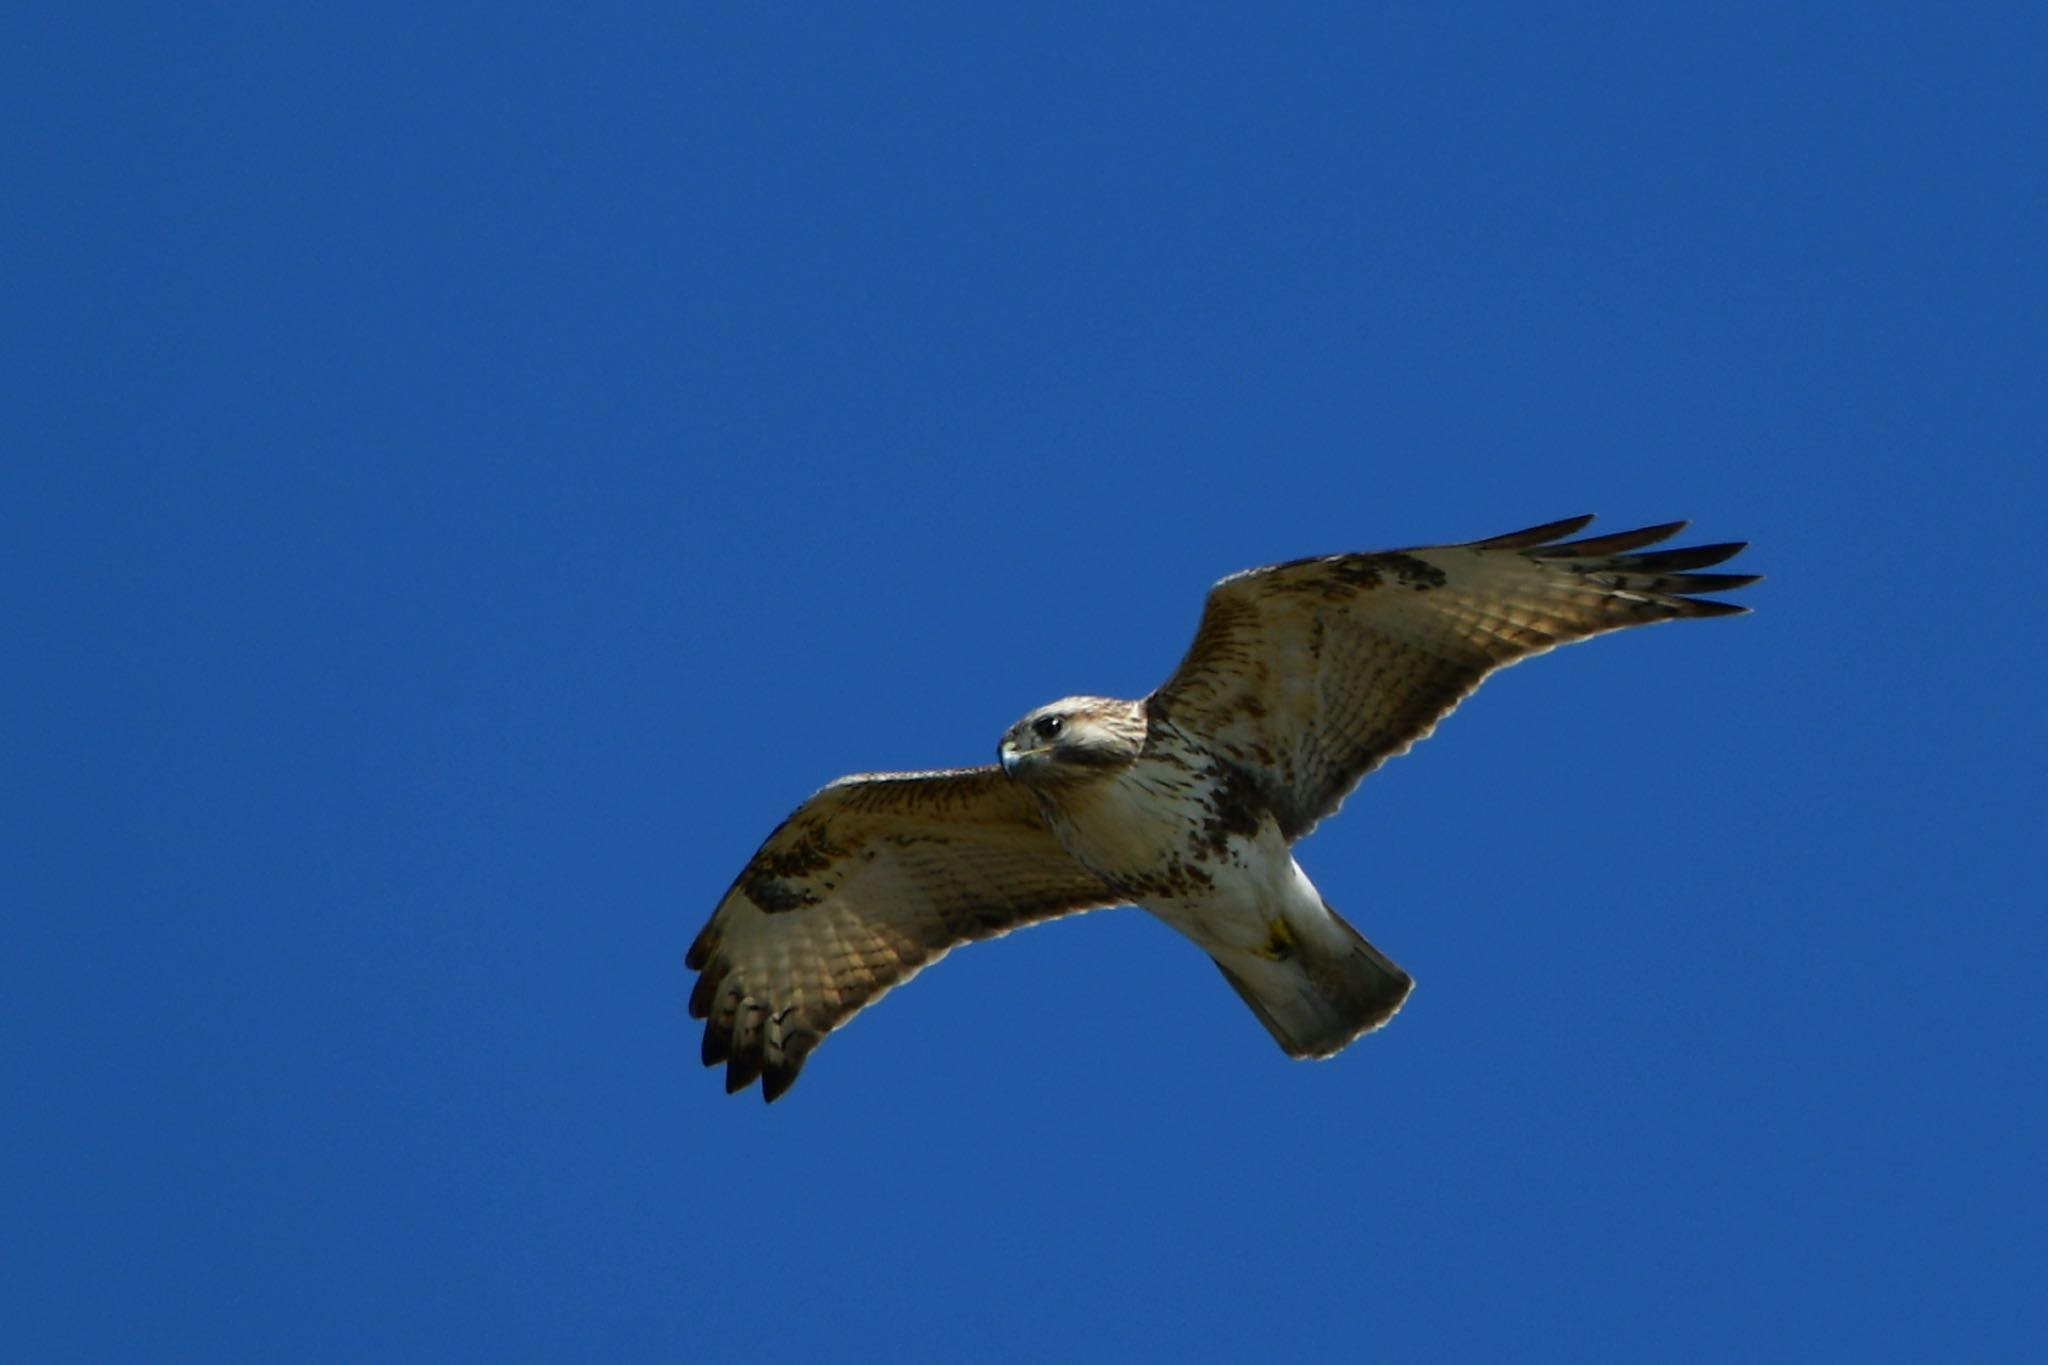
(1144, 844, 1326, 956)
(1044, 764, 1317, 957)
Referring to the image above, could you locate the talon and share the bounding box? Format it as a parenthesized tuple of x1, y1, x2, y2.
(1261, 918, 1296, 961)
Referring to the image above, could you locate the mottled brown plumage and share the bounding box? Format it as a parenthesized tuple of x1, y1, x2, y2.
(687, 769, 1118, 1100)
(688, 516, 1755, 1100)
(1151, 514, 1754, 839)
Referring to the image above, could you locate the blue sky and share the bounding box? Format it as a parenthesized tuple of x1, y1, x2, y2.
(5, 3, 2044, 1360)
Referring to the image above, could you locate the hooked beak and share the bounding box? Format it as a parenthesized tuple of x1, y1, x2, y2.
(1000, 743, 1048, 776)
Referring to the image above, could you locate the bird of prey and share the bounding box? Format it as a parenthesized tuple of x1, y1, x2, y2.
(687, 515, 1755, 1100)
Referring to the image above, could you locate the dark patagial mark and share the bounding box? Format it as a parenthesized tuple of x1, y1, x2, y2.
(738, 818, 846, 912)
(741, 874, 822, 912)
(1319, 557, 1385, 589)
(755, 819, 844, 879)
(1273, 557, 1380, 600)
(1377, 552, 1449, 591)
(1271, 551, 1447, 600)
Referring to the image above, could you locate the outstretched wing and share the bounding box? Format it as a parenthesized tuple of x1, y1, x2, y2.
(1148, 515, 1757, 840)
(687, 766, 1119, 1100)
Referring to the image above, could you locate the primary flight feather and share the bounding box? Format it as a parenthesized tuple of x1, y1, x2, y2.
(687, 515, 1756, 1100)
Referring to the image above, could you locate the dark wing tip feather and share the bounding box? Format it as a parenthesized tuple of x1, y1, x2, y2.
(1606, 541, 1748, 573)
(1657, 572, 1761, 594)
(1467, 514, 1596, 549)
(761, 1059, 801, 1103)
(1536, 520, 1689, 557)
(699, 1030, 813, 1102)
(1523, 522, 1757, 617)
(723, 1051, 763, 1094)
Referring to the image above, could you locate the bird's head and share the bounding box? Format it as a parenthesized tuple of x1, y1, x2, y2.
(997, 696, 1146, 785)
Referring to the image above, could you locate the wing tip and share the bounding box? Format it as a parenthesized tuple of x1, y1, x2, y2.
(1518, 519, 1760, 613)
(723, 1052, 763, 1094)
(701, 1033, 810, 1102)
(1535, 520, 1694, 558)
(760, 1062, 799, 1103)
(690, 968, 814, 1101)
(1468, 514, 1598, 549)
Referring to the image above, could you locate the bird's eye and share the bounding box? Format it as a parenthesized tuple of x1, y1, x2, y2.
(1032, 715, 1065, 741)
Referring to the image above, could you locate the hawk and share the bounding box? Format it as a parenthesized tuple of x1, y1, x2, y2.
(687, 515, 1755, 1100)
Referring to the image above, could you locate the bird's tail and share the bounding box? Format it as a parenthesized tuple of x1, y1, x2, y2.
(1212, 901, 1413, 1059)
